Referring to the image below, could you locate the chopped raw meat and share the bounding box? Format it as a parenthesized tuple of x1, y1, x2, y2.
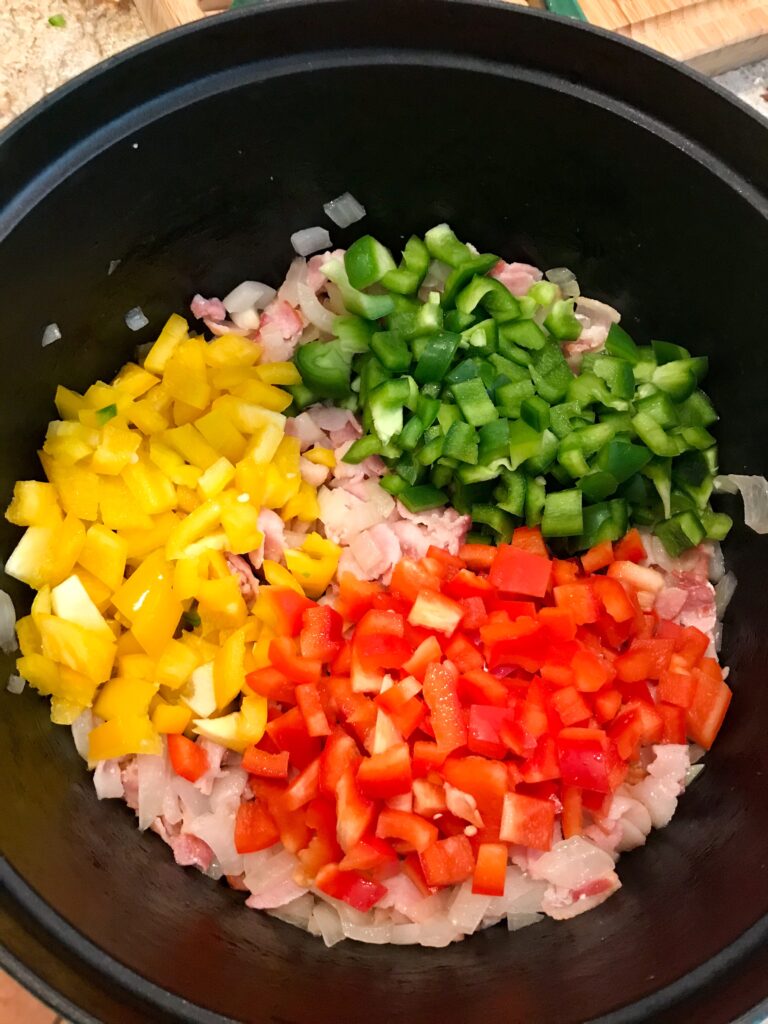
(489, 260, 543, 297)
(257, 508, 286, 563)
(191, 294, 227, 322)
(225, 552, 259, 602)
(170, 833, 214, 872)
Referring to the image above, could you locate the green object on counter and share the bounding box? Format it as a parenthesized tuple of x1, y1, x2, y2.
(544, 0, 587, 20)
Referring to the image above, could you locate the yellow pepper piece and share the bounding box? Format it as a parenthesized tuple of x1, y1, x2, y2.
(172, 399, 202, 427)
(156, 637, 200, 690)
(163, 338, 212, 411)
(119, 511, 180, 561)
(176, 485, 201, 514)
(197, 576, 248, 630)
(37, 615, 115, 684)
(88, 716, 162, 761)
(119, 653, 156, 679)
(256, 361, 302, 386)
(152, 702, 192, 734)
(210, 365, 256, 391)
(262, 560, 305, 595)
(260, 463, 300, 509)
(165, 499, 221, 560)
(123, 459, 177, 515)
(50, 574, 114, 640)
(232, 378, 292, 412)
(214, 627, 246, 710)
(281, 481, 320, 523)
(78, 523, 128, 591)
(90, 421, 142, 476)
(233, 459, 266, 508)
(99, 477, 153, 531)
(143, 313, 189, 375)
(74, 568, 113, 612)
(112, 362, 159, 399)
(40, 455, 100, 522)
(31, 586, 51, 618)
(195, 408, 247, 464)
(5, 514, 85, 590)
(147, 437, 201, 488)
(115, 629, 143, 657)
(163, 423, 220, 471)
(250, 623, 274, 670)
(82, 382, 125, 411)
(284, 532, 340, 600)
(303, 446, 336, 469)
(126, 398, 170, 435)
(5, 481, 62, 527)
(213, 395, 286, 437)
(219, 494, 263, 554)
(172, 554, 202, 601)
(203, 549, 231, 580)
(193, 693, 267, 753)
(16, 615, 41, 657)
(113, 550, 182, 659)
(54, 385, 86, 421)
(204, 333, 261, 368)
(197, 457, 236, 499)
(43, 421, 98, 464)
(94, 676, 158, 720)
(50, 696, 86, 725)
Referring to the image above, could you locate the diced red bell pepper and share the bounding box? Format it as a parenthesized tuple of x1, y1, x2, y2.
(338, 834, 398, 872)
(299, 604, 343, 662)
(315, 863, 387, 912)
(269, 636, 322, 685)
(408, 591, 463, 636)
(472, 842, 508, 896)
(350, 652, 385, 694)
(167, 733, 209, 783)
(327, 676, 378, 747)
(412, 778, 447, 817)
(467, 705, 515, 759)
(657, 702, 687, 744)
(499, 792, 555, 851)
(657, 662, 699, 708)
(319, 726, 360, 796)
(357, 743, 413, 799)
(553, 582, 599, 624)
(614, 528, 647, 563)
(581, 540, 614, 574)
(353, 609, 412, 672)
(441, 756, 508, 840)
(245, 665, 296, 704)
(373, 592, 411, 616)
(295, 682, 332, 737)
(297, 799, 342, 881)
(457, 596, 488, 631)
(458, 543, 496, 571)
(426, 545, 466, 577)
(561, 786, 583, 839)
(266, 706, 323, 770)
(607, 707, 645, 761)
(510, 525, 548, 557)
(592, 576, 636, 623)
(412, 741, 447, 777)
(444, 569, 494, 601)
(283, 756, 320, 811)
(423, 661, 466, 753)
(375, 677, 421, 715)
(444, 633, 484, 673)
(538, 606, 577, 640)
(335, 767, 376, 852)
(458, 669, 509, 708)
(241, 747, 290, 779)
(234, 799, 280, 854)
(250, 779, 311, 854)
(336, 573, 383, 623)
(550, 685, 592, 727)
(419, 834, 475, 888)
(675, 626, 711, 669)
(390, 558, 442, 603)
(402, 851, 434, 896)
(401, 635, 442, 680)
(594, 688, 622, 724)
(557, 727, 626, 793)
(686, 670, 732, 749)
(388, 696, 427, 740)
(520, 733, 561, 784)
(615, 638, 675, 682)
(376, 808, 439, 853)
(485, 597, 539, 618)
(552, 559, 580, 586)
(266, 588, 317, 636)
(489, 544, 552, 598)
(572, 648, 616, 692)
(330, 644, 352, 675)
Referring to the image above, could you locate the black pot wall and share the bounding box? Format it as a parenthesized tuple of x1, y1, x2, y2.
(1, 3, 767, 1022)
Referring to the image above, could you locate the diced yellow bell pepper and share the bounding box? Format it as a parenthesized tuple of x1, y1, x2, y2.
(115, 629, 143, 657)
(142, 381, 174, 415)
(37, 615, 116, 684)
(94, 676, 158, 720)
(303, 446, 336, 469)
(112, 550, 182, 658)
(176, 485, 201, 514)
(152, 702, 192, 734)
(156, 637, 200, 690)
(214, 627, 246, 710)
(88, 715, 162, 761)
(180, 632, 219, 663)
(99, 477, 153, 531)
(261, 463, 300, 509)
(41, 455, 100, 522)
(147, 437, 201, 488)
(284, 532, 340, 600)
(123, 459, 177, 515)
(172, 554, 203, 601)
(31, 586, 51, 618)
(210, 365, 255, 391)
(256, 361, 302, 386)
(51, 696, 86, 725)
(213, 395, 286, 437)
(44, 421, 99, 464)
(262, 560, 305, 595)
(16, 616, 41, 657)
(143, 313, 189, 375)
(90, 420, 142, 476)
(78, 523, 128, 591)
(197, 576, 248, 631)
(280, 480, 320, 523)
(119, 652, 156, 679)
(194, 409, 247, 464)
(119, 511, 180, 561)
(55, 385, 86, 421)
(16, 653, 60, 695)
(163, 424, 220, 470)
(250, 623, 274, 670)
(83, 382, 125, 411)
(165, 499, 221, 560)
(5, 481, 62, 527)
(233, 459, 267, 508)
(112, 362, 159, 399)
(203, 549, 231, 580)
(51, 574, 114, 640)
(126, 398, 170, 435)
(180, 531, 228, 560)
(183, 660, 217, 717)
(163, 338, 212, 411)
(5, 514, 86, 589)
(232, 378, 292, 412)
(219, 493, 263, 554)
(172, 400, 202, 427)
(74, 568, 113, 611)
(193, 693, 267, 753)
(204, 333, 261, 368)
(112, 549, 167, 619)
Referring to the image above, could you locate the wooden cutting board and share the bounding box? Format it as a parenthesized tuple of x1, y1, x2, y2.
(132, 0, 768, 75)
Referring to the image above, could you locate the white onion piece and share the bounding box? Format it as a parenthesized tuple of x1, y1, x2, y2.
(291, 227, 332, 257)
(41, 323, 61, 347)
(323, 192, 366, 228)
(224, 280, 276, 314)
(507, 912, 543, 932)
(125, 306, 149, 331)
(230, 308, 261, 331)
(448, 883, 491, 933)
(70, 710, 94, 760)
(297, 282, 338, 335)
(545, 266, 580, 298)
(278, 257, 307, 307)
(714, 475, 768, 534)
(311, 901, 345, 947)
(268, 893, 316, 929)
(421, 259, 451, 291)
(575, 296, 620, 324)
(137, 750, 171, 830)
(715, 570, 737, 618)
(6, 675, 24, 694)
(0, 590, 17, 654)
(709, 542, 725, 582)
(94, 759, 124, 800)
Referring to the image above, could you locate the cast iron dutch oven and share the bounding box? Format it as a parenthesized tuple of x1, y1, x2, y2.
(0, 1, 766, 1021)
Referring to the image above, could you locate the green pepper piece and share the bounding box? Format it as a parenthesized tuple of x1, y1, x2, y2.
(443, 254, 500, 308)
(544, 299, 581, 341)
(456, 461, 507, 485)
(471, 505, 515, 543)
(652, 359, 706, 401)
(494, 469, 527, 517)
(397, 415, 424, 453)
(520, 395, 550, 432)
(460, 318, 498, 354)
(416, 395, 440, 431)
(632, 347, 658, 384)
(399, 483, 448, 513)
(370, 330, 411, 373)
(525, 477, 547, 526)
(567, 372, 611, 409)
(322, 259, 395, 320)
(605, 322, 640, 364)
(557, 435, 591, 478)
(499, 320, 548, 351)
(528, 281, 559, 306)
(580, 471, 619, 502)
(516, 296, 538, 319)
(456, 276, 521, 319)
(495, 379, 535, 418)
(573, 422, 616, 458)
(632, 411, 685, 458)
(699, 508, 733, 542)
(478, 419, 510, 465)
(652, 339, 691, 364)
(677, 389, 718, 428)
(379, 473, 408, 496)
(429, 463, 453, 490)
(507, 419, 542, 470)
(287, 382, 318, 411)
(680, 426, 716, 451)
(594, 356, 635, 401)
(444, 309, 477, 333)
(437, 403, 462, 434)
(524, 429, 558, 475)
(497, 336, 533, 366)
(446, 358, 481, 385)
(542, 488, 583, 538)
(643, 458, 673, 518)
(395, 454, 422, 486)
(414, 294, 444, 337)
(635, 391, 679, 429)
(369, 377, 415, 445)
(417, 434, 445, 466)
(653, 511, 706, 557)
(595, 439, 652, 483)
(413, 332, 461, 385)
(550, 401, 583, 439)
(385, 294, 421, 338)
(489, 353, 529, 383)
(294, 340, 351, 399)
(343, 435, 383, 464)
(381, 236, 430, 295)
(577, 498, 628, 549)
(344, 236, 396, 290)
(443, 421, 479, 464)
(529, 342, 573, 404)
(335, 316, 374, 359)
(95, 404, 118, 426)
(424, 224, 473, 268)
(451, 378, 498, 427)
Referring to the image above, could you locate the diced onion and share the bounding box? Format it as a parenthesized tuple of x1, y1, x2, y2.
(291, 227, 332, 257)
(323, 192, 366, 228)
(545, 266, 580, 298)
(71, 709, 95, 761)
(0, 590, 17, 654)
(507, 912, 543, 931)
(41, 323, 61, 347)
(715, 570, 737, 618)
(709, 542, 725, 583)
(125, 306, 149, 331)
(277, 257, 307, 307)
(714, 474, 768, 534)
(230, 308, 262, 331)
(297, 282, 338, 335)
(575, 296, 620, 325)
(421, 260, 451, 291)
(6, 675, 24, 694)
(224, 281, 276, 314)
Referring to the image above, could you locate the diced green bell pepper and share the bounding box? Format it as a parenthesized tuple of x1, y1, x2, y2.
(542, 488, 583, 537)
(345, 236, 396, 289)
(499, 319, 547, 351)
(379, 474, 408, 496)
(652, 339, 690, 364)
(635, 390, 679, 429)
(343, 435, 383, 464)
(399, 483, 448, 513)
(413, 332, 461, 385)
(524, 428, 559, 475)
(322, 259, 395, 320)
(450, 377, 498, 427)
(528, 281, 559, 307)
(525, 476, 547, 526)
(494, 469, 526, 517)
(424, 224, 473, 268)
(605, 322, 640, 364)
(580, 471, 619, 502)
(443, 254, 500, 307)
(294, 340, 351, 399)
(456, 276, 521, 318)
(443, 421, 479, 464)
(530, 342, 574, 403)
(381, 236, 430, 295)
(398, 415, 424, 452)
(508, 419, 542, 470)
(544, 299, 581, 341)
(632, 411, 685, 458)
(595, 439, 652, 483)
(370, 330, 411, 372)
(653, 510, 705, 557)
(521, 395, 550, 432)
(471, 505, 515, 542)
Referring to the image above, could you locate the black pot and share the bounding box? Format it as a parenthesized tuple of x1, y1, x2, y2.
(1, 2, 767, 1021)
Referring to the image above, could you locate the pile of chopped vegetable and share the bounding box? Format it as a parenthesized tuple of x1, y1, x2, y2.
(4, 208, 766, 947)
